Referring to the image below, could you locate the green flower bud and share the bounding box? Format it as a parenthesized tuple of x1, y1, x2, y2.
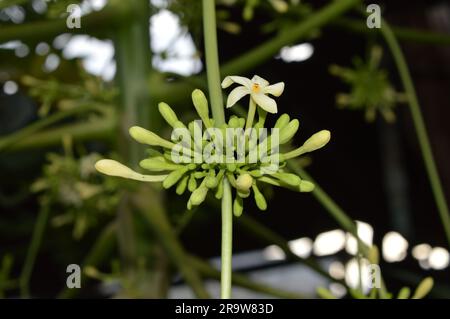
(238, 117, 246, 128)
(163, 166, 189, 189)
(236, 173, 253, 192)
(397, 287, 411, 299)
(412, 277, 434, 299)
(140, 158, 182, 171)
(173, 120, 187, 130)
(95, 159, 167, 182)
(281, 130, 331, 160)
(238, 189, 250, 198)
(252, 184, 267, 211)
(248, 170, 263, 178)
(302, 130, 331, 153)
(273, 172, 301, 187)
(176, 175, 189, 195)
(189, 186, 209, 206)
(228, 115, 240, 128)
(158, 102, 178, 127)
(226, 163, 237, 172)
(129, 126, 174, 149)
(188, 174, 197, 192)
(205, 174, 218, 189)
(233, 196, 244, 217)
(279, 119, 299, 144)
(299, 180, 315, 192)
(192, 89, 211, 127)
(187, 199, 192, 210)
(215, 177, 224, 199)
(275, 113, 290, 129)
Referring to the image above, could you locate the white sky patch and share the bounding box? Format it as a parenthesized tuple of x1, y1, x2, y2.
(263, 245, 286, 261)
(412, 243, 432, 261)
(345, 258, 372, 293)
(313, 229, 346, 256)
(44, 53, 60, 73)
(3, 80, 18, 95)
(32, 0, 47, 14)
(3, 5, 25, 24)
(63, 35, 116, 81)
(35, 42, 50, 56)
(345, 221, 374, 255)
(382, 231, 409, 262)
(288, 237, 312, 258)
(278, 43, 314, 63)
(428, 247, 449, 270)
(150, 9, 202, 75)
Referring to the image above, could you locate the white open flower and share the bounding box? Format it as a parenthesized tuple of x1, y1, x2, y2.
(221, 75, 284, 114)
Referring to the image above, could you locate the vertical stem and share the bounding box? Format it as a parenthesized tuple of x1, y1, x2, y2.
(221, 178, 233, 299)
(245, 99, 257, 130)
(19, 201, 50, 297)
(202, 0, 225, 125)
(202, 0, 233, 299)
(380, 20, 450, 247)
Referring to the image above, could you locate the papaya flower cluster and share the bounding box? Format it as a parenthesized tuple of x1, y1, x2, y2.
(329, 46, 406, 123)
(95, 75, 330, 216)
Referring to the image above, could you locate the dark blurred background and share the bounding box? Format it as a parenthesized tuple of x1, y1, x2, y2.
(1, 0, 449, 298)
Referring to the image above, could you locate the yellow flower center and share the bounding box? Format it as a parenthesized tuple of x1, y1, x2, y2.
(251, 83, 261, 93)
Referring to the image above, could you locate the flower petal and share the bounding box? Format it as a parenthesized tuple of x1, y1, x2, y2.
(251, 75, 269, 88)
(221, 76, 252, 89)
(252, 93, 278, 113)
(226, 86, 250, 108)
(263, 82, 285, 97)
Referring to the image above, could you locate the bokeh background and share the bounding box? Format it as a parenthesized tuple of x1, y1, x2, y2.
(1, 0, 449, 298)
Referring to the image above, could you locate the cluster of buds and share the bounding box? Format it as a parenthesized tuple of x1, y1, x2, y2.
(95, 75, 330, 216)
(329, 46, 406, 123)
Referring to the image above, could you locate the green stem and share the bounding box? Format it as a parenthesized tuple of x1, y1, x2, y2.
(19, 201, 50, 298)
(220, 177, 233, 299)
(0, 104, 104, 152)
(380, 20, 450, 248)
(202, 0, 225, 125)
(333, 17, 450, 46)
(188, 255, 308, 299)
(245, 99, 257, 130)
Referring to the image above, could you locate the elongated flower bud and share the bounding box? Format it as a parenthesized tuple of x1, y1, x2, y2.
(140, 158, 182, 171)
(233, 196, 244, 217)
(95, 159, 167, 182)
(397, 287, 411, 299)
(158, 102, 178, 127)
(163, 166, 189, 189)
(188, 173, 197, 192)
(273, 172, 301, 187)
(236, 173, 253, 192)
(192, 89, 211, 127)
(275, 113, 290, 129)
(282, 130, 331, 160)
(302, 130, 331, 153)
(279, 119, 299, 144)
(129, 126, 174, 149)
(412, 277, 434, 299)
(176, 175, 189, 195)
(252, 184, 267, 211)
(299, 180, 315, 192)
(189, 186, 209, 206)
(205, 171, 218, 188)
